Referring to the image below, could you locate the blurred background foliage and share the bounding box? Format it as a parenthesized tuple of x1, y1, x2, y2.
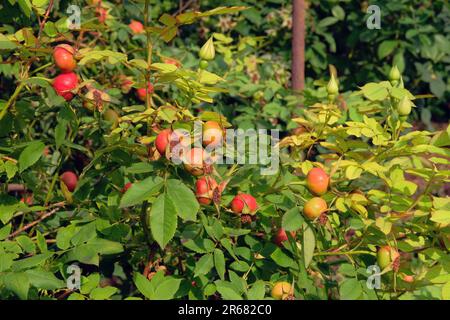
(1, 0, 448, 131)
(149, 0, 450, 131)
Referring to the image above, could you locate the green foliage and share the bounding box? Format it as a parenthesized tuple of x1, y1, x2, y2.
(0, 0, 448, 301)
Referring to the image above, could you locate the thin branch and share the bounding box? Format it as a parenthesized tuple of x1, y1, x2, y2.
(8, 203, 65, 239)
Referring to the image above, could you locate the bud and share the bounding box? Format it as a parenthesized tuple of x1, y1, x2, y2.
(326, 74, 339, 95)
(397, 96, 412, 116)
(199, 37, 215, 61)
(389, 65, 401, 82)
(199, 60, 209, 69)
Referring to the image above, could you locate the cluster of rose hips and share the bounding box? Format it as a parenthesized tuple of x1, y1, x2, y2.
(273, 167, 329, 248)
(151, 120, 260, 218)
(52, 44, 79, 101)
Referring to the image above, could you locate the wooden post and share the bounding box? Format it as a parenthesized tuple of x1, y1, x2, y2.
(292, 0, 305, 92)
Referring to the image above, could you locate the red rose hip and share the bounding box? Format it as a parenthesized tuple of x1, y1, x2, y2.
(154, 129, 172, 155)
(60, 171, 78, 192)
(136, 83, 154, 102)
(273, 228, 296, 247)
(231, 194, 258, 215)
(53, 72, 79, 101)
(129, 20, 144, 34)
(195, 176, 218, 205)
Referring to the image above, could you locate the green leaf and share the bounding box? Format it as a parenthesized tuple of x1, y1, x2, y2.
(442, 281, 450, 300)
(247, 280, 266, 300)
(119, 176, 164, 208)
(25, 269, 65, 290)
(159, 13, 177, 27)
(431, 210, 450, 224)
(149, 193, 178, 249)
(70, 222, 97, 246)
(67, 292, 86, 300)
(182, 238, 215, 253)
(303, 224, 315, 268)
(214, 249, 226, 280)
(86, 238, 124, 255)
(18, 141, 45, 172)
(153, 277, 181, 300)
(378, 40, 397, 59)
(199, 6, 247, 18)
(360, 83, 389, 101)
(15, 235, 36, 254)
(331, 5, 345, 20)
(194, 253, 214, 277)
(0, 34, 18, 50)
(0, 223, 12, 241)
(318, 17, 339, 28)
(3, 272, 30, 299)
(215, 282, 243, 300)
(90, 286, 118, 300)
(166, 179, 199, 221)
(282, 207, 304, 232)
(55, 120, 67, 149)
(134, 273, 154, 299)
(0, 253, 16, 272)
(339, 278, 363, 300)
(17, 0, 32, 18)
(56, 225, 78, 250)
(346, 165, 363, 180)
(34, 232, 46, 254)
(4, 160, 18, 179)
(78, 50, 127, 65)
(11, 252, 53, 271)
(80, 273, 100, 294)
(43, 21, 57, 37)
(270, 248, 295, 268)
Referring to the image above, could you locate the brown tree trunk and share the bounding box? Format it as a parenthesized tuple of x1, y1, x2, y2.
(292, 0, 305, 92)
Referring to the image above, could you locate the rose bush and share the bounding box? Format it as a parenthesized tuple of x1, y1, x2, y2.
(0, 1, 448, 301)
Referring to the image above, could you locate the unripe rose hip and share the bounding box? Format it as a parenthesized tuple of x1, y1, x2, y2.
(377, 245, 400, 270)
(306, 167, 329, 196)
(303, 197, 328, 220)
(53, 44, 76, 72)
(104, 109, 120, 129)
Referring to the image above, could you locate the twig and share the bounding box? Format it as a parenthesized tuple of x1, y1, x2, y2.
(37, 0, 55, 41)
(7, 183, 27, 193)
(8, 203, 65, 239)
